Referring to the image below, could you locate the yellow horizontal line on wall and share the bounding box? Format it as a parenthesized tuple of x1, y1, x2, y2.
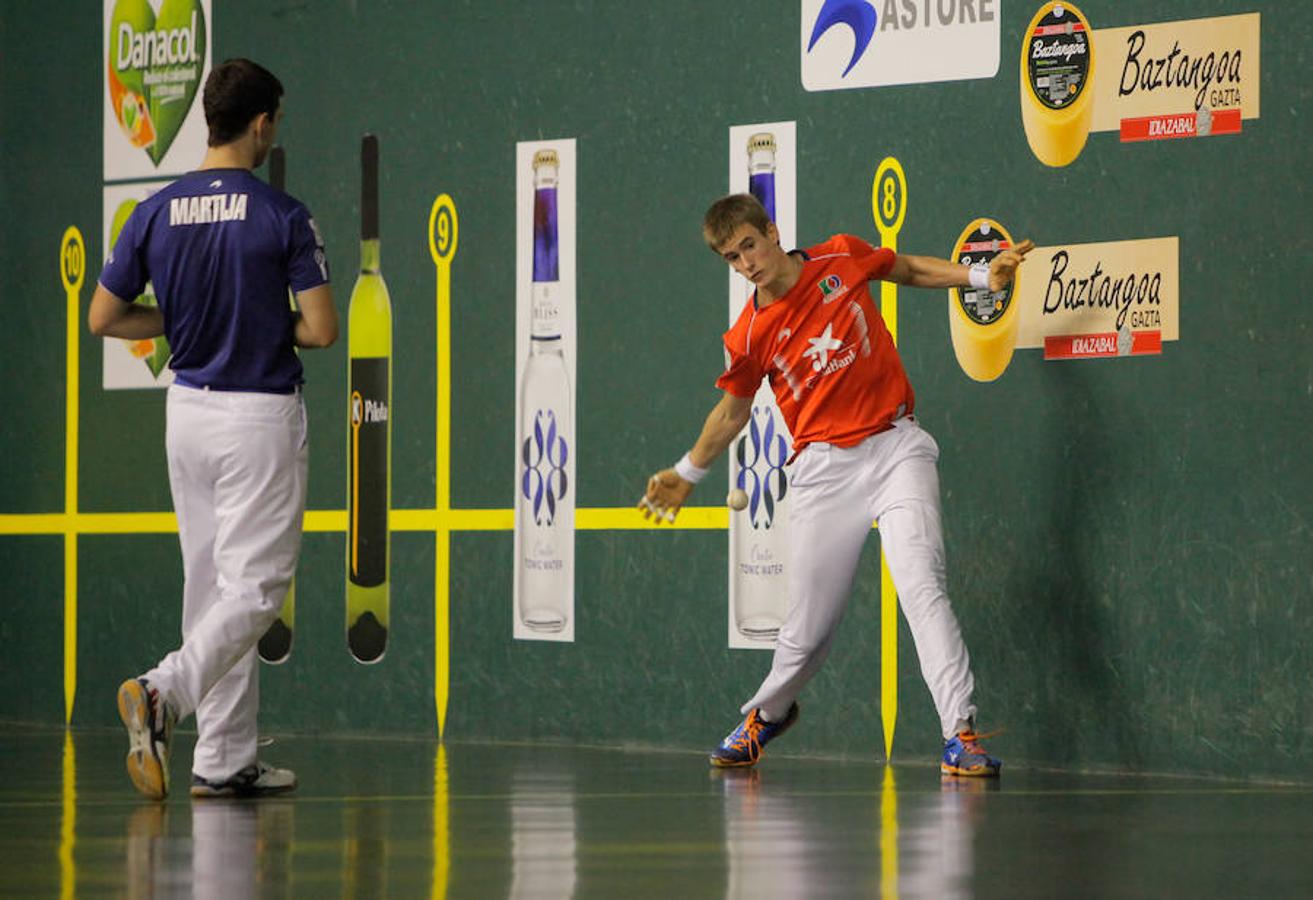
(0, 512, 179, 534)
(0, 505, 730, 535)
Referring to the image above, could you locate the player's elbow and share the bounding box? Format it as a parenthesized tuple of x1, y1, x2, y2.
(87, 310, 110, 337)
(87, 301, 117, 337)
(302, 319, 338, 349)
(318, 323, 340, 348)
(295, 288, 338, 348)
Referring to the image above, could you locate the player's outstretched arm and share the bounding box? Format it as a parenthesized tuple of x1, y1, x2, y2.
(987, 239, 1034, 291)
(87, 284, 164, 340)
(885, 239, 1034, 291)
(638, 391, 752, 524)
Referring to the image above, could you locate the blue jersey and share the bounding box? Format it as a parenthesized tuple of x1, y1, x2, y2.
(99, 168, 330, 393)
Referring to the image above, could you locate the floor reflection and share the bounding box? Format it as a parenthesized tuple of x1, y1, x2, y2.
(717, 765, 988, 899)
(896, 776, 995, 900)
(718, 768, 823, 898)
(509, 764, 578, 899)
(59, 731, 76, 900)
(432, 743, 449, 900)
(122, 795, 296, 898)
(16, 730, 1304, 898)
(342, 801, 389, 898)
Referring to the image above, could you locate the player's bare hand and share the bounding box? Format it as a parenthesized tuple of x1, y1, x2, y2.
(637, 468, 694, 524)
(988, 238, 1035, 292)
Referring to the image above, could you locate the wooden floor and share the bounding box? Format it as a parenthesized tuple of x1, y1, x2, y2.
(2, 727, 1310, 898)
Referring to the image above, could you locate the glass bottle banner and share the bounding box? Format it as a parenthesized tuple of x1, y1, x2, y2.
(513, 139, 577, 643)
(726, 121, 797, 650)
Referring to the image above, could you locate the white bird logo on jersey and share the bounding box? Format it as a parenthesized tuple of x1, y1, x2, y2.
(803, 323, 843, 371)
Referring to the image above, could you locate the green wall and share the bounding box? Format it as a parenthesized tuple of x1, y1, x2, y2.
(1, 1, 1309, 782)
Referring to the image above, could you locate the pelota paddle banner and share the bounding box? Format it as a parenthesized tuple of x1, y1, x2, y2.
(1020, 2, 1260, 167)
(103, 0, 212, 181)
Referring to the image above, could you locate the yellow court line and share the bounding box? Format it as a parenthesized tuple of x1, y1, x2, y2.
(1, 505, 735, 536)
(430, 194, 458, 740)
(0, 512, 178, 534)
(60, 227, 85, 726)
(874, 156, 907, 762)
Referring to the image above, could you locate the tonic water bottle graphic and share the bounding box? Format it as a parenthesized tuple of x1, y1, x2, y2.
(731, 405, 792, 639)
(516, 148, 573, 633)
(747, 132, 777, 219)
(731, 132, 792, 642)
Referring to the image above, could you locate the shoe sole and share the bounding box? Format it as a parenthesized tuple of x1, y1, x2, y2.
(118, 680, 168, 800)
(190, 780, 298, 799)
(940, 763, 1001, 778)
(708, 755, 757, 768)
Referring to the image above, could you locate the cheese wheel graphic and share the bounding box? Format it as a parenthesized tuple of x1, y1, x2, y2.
(949, 220, 1021, 382)
(1020, 2, 1095, 167)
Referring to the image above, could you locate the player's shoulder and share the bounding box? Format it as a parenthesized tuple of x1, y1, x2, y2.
(235, 171, 309, 217)
(133, 172, 202, 213)
(724, 296, 759, 346)
(808, 233, 879, 258)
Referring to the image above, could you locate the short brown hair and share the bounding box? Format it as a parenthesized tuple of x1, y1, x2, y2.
(702, 193, 772, 251)
(203, 59, 283, 146)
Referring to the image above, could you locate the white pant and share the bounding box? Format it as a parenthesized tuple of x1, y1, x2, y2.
(146, 384, 308, 781)
(741, 418, 977, 740)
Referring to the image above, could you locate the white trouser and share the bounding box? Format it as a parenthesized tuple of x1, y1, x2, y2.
(741, 418, 977, 740)
(146, 383, 308, 781)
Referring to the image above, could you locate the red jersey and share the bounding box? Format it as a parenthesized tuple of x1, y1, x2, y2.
(716, 234, 914, 451)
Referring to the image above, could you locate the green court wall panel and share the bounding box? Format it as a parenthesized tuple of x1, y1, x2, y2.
(72, 534, 183, 728)
(447, 530, 746, 748)
(445, 167, 519, 511)
(259, 532, 437, 736)
(0, 538, 64, 723)
(77, 391, 173, 514)
(299, 354, 350, 512)
(441, 529, 943, 762)
(1, 1, 1310, 781)
(0, 2, 99, 517)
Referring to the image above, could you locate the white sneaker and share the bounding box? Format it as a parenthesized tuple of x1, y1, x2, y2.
(191, 761, 298, 798)
(118, 678, 175, 801)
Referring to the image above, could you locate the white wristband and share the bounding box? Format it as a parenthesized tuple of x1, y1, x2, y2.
(674, 452, 708, 484)
(968, 263, 991, 291)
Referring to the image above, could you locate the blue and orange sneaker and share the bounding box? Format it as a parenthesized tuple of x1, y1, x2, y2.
(940, 729, 1001, 777)
(709, 703, 799, 768)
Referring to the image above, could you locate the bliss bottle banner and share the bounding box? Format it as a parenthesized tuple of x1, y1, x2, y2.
(726, 121, 796, 650)
(513, 139, 577, 642)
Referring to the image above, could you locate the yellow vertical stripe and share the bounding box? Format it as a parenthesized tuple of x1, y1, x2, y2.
(430, 196, 458, 739)
(873, 158, 907, 762)
(64, 536, 77, 725)
(880, 276, 899, 761)
(880, 553, 898, 762)
(60, 227, 84, 726)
